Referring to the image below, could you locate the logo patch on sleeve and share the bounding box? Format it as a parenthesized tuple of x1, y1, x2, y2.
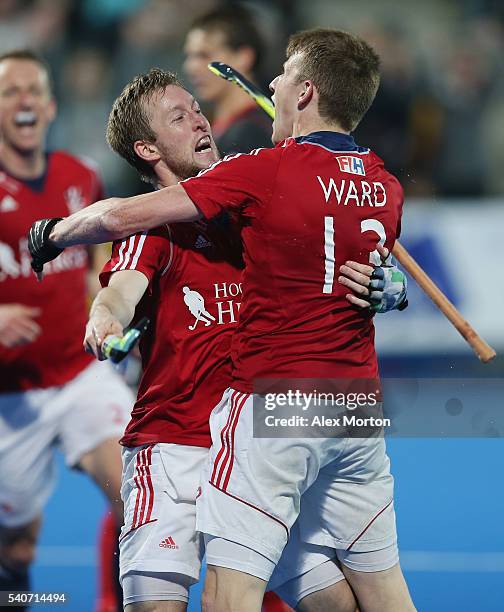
(336, 155, 366, 176)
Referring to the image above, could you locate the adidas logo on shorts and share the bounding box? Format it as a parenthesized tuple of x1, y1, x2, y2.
(159, 536, 179, 549)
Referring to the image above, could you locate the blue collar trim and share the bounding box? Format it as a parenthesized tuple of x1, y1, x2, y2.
(295, 131, 368, 153)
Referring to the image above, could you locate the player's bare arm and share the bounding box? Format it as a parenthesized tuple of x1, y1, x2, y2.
(28, 186, 200, 276)
(84, 269, 148, 360)
(30, 207, 407, 314)
(57, 186, 199, 247)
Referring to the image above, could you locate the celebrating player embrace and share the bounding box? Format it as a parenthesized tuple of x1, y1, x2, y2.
(29, 28, 414, 612)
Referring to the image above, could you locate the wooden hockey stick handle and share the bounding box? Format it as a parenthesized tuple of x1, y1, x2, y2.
(391, 241, 496, 363)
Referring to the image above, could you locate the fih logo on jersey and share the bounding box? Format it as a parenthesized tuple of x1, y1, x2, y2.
(182, 282, 242, 331)
(336, 155, 365, 176)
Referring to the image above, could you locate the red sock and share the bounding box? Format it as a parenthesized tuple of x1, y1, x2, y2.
(96, 511, 122, 612)
(262, 591, 294, 612)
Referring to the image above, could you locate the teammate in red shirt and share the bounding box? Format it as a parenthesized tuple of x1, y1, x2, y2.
(0, 50, 132, 604)
(100, 220, 243, 451)
(29, 30, 414, 610)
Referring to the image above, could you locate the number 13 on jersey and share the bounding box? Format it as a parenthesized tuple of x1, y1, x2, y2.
(323, 216, 386, 294)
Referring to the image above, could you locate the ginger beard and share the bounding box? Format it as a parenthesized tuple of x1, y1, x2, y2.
(155, 133, 219, 181)
(146, 85, 220, 181)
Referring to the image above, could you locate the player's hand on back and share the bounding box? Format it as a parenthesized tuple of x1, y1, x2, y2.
(339, 245, 408, 313)
(339, 259, 375, 308)
(0, 303, 41, 347)
(84, 305, 123, 360)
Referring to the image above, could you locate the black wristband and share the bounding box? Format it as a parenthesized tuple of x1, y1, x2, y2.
(29, 217, 65, 272)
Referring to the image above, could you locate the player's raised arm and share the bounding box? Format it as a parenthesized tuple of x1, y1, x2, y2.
(28, 184, 200, 276)
(57, 185, 199, 245)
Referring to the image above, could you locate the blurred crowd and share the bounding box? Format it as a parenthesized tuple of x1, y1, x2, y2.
(1, 0, 503, 199)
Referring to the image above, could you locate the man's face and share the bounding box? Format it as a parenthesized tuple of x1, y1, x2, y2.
(0, 59, 55, 154)
(269, 54, 305, 144)
(146, 85, 219, 180)
(183, 28, 240, 102)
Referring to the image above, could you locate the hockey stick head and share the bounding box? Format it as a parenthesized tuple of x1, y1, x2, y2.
(208, 61, 275, 119)
(102, 316, 150, 364)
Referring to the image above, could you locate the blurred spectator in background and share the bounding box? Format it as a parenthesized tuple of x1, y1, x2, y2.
(184, 4, 273, 155)
(0, 0, 70, 82)
(0, 0, 39, 54)
(431, 18, 499, 197)
(354, 22, 439, 197)
(109, 0, 218, 104)
(50, 47, 130, 196)
(433, 42, 490, 197)
(0, 49, 132, 611)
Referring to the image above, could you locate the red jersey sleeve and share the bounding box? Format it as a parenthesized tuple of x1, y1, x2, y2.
(100, 225, 172, 289)
(180, 148, 281, 220)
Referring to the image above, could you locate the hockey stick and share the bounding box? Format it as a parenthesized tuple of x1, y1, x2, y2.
(391, 244, 495, 362)
(208, 62, 496, 363)
(208, 62, 275, 119)
(102, 317, 150, 364)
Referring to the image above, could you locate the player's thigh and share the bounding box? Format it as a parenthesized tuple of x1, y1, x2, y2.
(340, 562, 416, 612)
(299, 437, 396, 554)
(0, 388, 59, 529)
(120, 444, 207, 608)
(203, 563, 266, 612)
(0, 516, 42, 568)
(57, 360, 133, 470)
(123, 574, 190, 612)
(296, 434, 412, 612)
(296, 574, 357, 612)
(79, 437, 124, 522)
(269, 522, 352, 611)
(78, 437, 123, 494)
(198, 388, 329, 572)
